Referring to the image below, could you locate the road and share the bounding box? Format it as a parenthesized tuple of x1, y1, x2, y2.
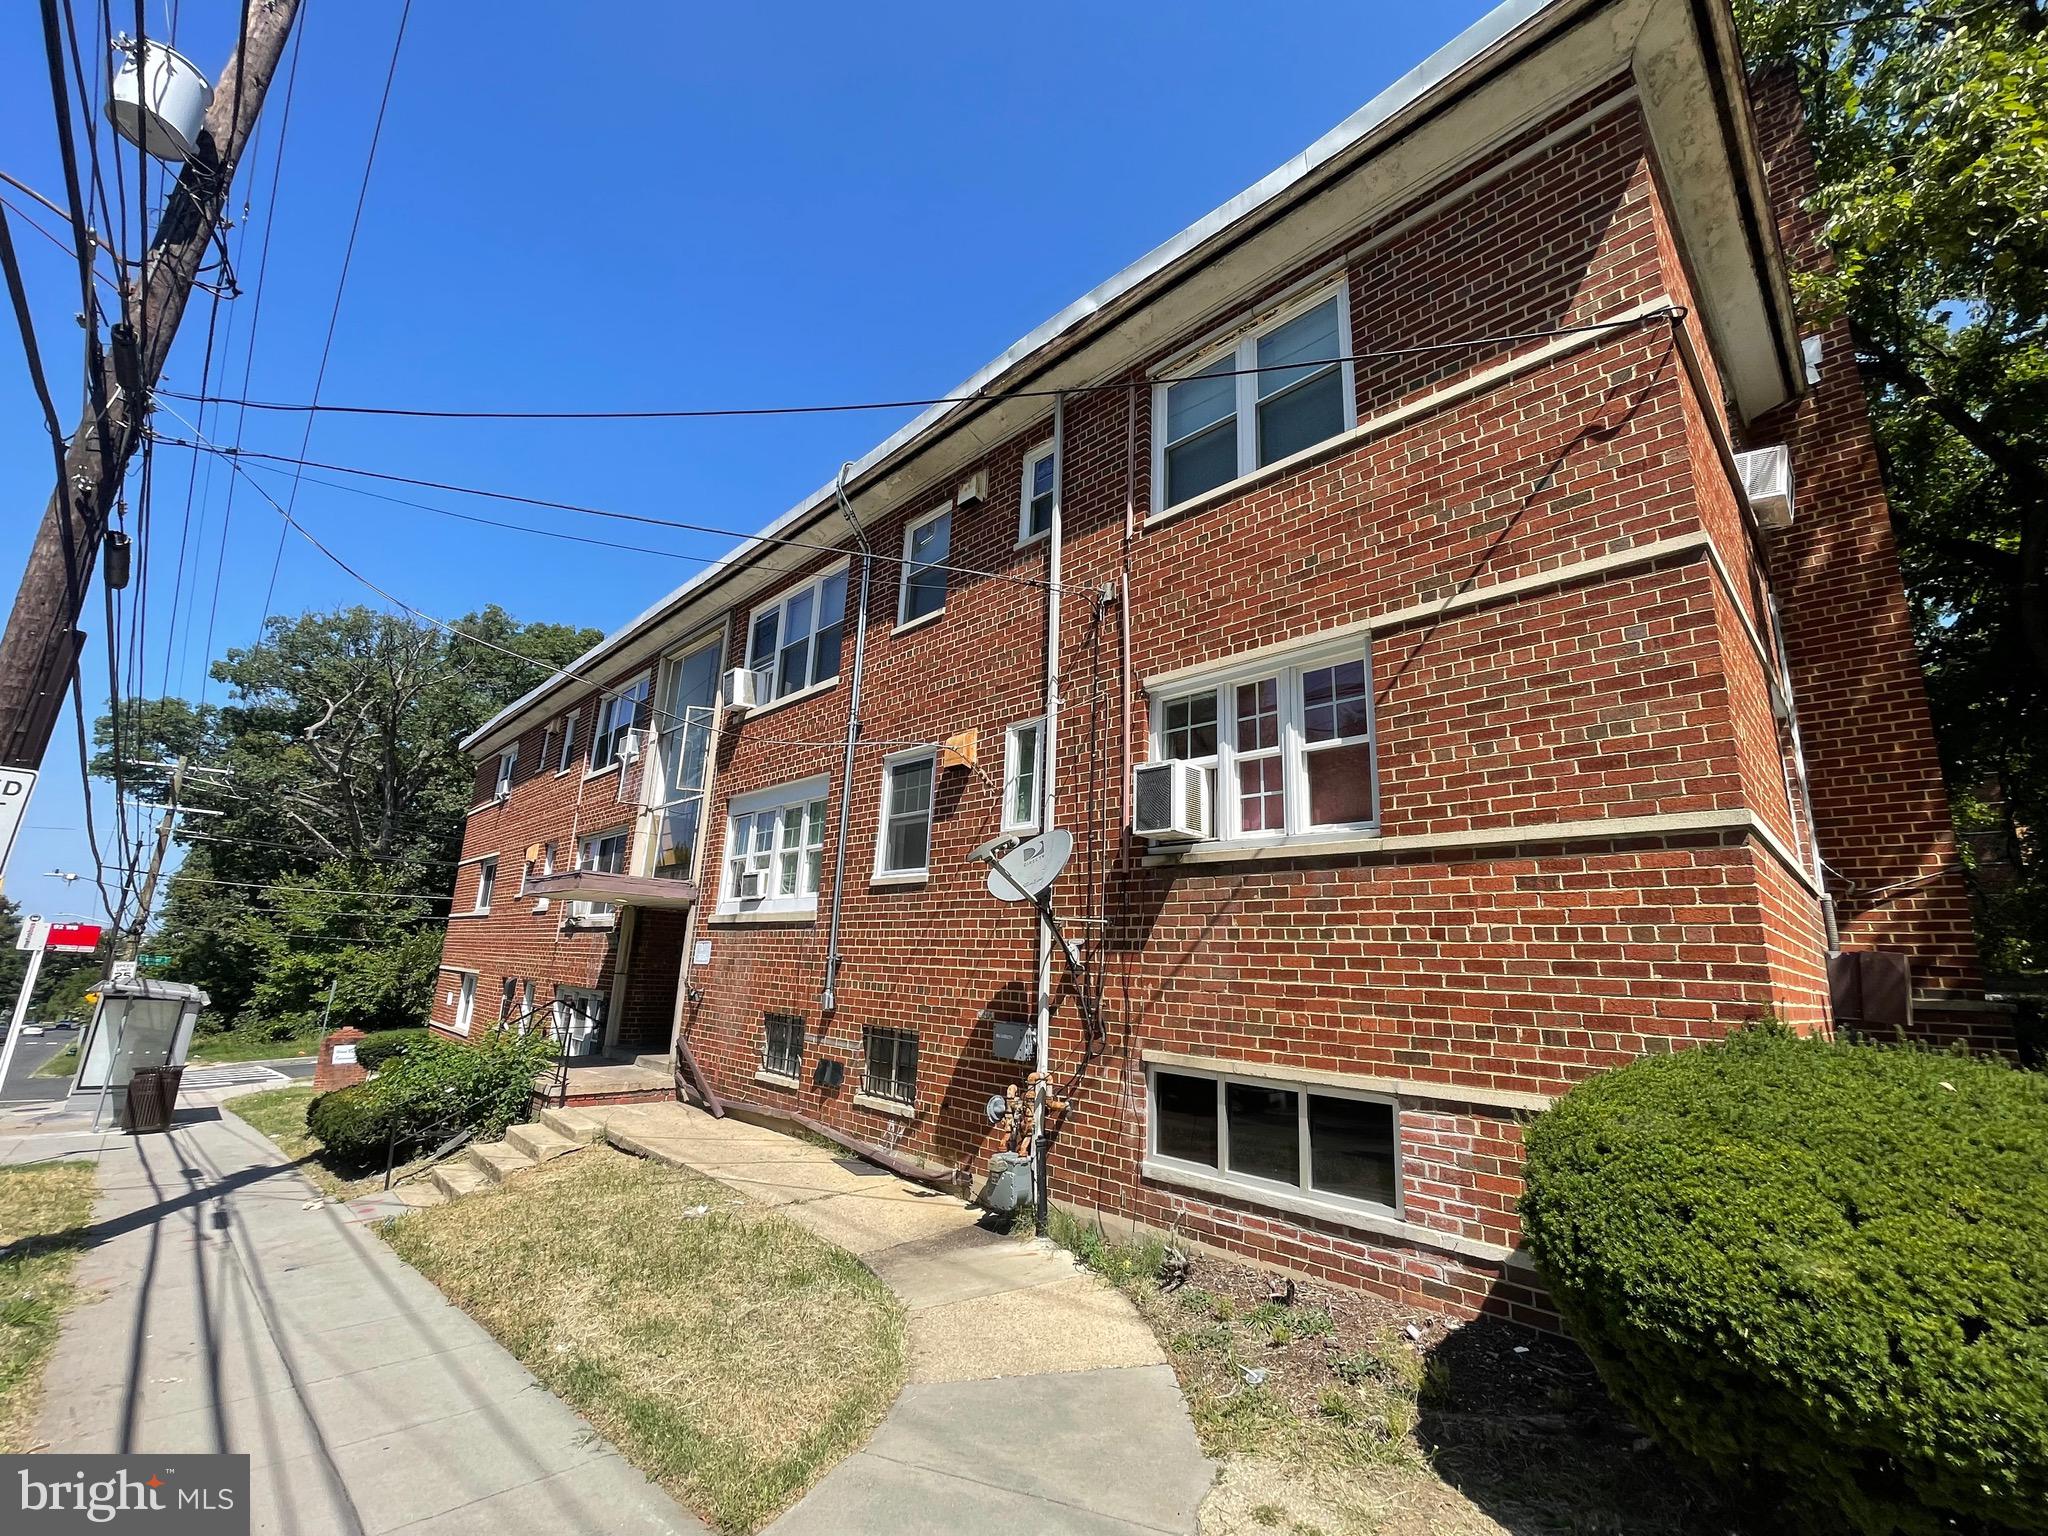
(0, 1027, 314, 1105)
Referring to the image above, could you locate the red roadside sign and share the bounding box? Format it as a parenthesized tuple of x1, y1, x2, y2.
(44, 922, 102, 953)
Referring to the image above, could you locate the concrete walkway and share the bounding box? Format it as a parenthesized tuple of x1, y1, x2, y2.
(3, 1087, 703, 1536)
(592, 1102, 1216, 1535)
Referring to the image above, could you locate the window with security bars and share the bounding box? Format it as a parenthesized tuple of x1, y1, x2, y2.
(762, 1013, 805, 1079)
(861, 1026, 918, 1105)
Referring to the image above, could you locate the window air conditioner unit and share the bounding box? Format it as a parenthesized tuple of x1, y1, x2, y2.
(1735, 446, 1795, 530)
(618, 727, 644, 765)
(721, 667, 756, 714)
(736, 868, 767, 900)
(1132, 760, 1211, 841)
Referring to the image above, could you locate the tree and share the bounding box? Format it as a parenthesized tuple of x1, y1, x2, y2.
(1736, 0, 2048, 976)
(94, 605, 600, 1031)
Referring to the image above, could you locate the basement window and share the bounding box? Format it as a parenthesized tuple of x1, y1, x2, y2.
(1152, 282, 1356, 512)
(762, 1013, 805, 1080)
(1152, 641, 1377, 846)
(861, 1026, 918, 1106)
(1146, 1065, 1400, 1217)
(449, 971, 477, 1037)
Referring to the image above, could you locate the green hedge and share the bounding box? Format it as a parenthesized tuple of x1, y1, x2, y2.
(1520, 1025, 2048, 1535)
(353, 1027, 429, 1072)
(308, 1026, 554, 1167)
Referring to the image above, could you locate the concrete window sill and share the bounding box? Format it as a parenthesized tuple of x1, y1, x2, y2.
(754, 1070, 801, 1093)
(852, 1092, 917, 1120)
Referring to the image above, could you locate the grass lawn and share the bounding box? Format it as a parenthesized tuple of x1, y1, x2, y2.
(0, 1161, 95, 1452)
(31, 1044, 78, 1079)
(187, 1026, 322, 1065)
(384, 1148, 905, 1534)
(223, 1085, 427, 1202)
(1040, 1209, 1741, 1536)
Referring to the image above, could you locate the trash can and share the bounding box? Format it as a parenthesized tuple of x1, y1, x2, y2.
(120, 1066, 185, 1133)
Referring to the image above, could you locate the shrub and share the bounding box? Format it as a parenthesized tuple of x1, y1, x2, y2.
(306, 1026, 554, 1168)
(354, 1027, 429, 1072)
(1520, 1027, 2048, 1536)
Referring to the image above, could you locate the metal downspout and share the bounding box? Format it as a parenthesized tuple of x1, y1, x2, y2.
(1034, 394, 1065, 1237)
(821, 462, 873, 1016)
(1768, 592, 1838, 952)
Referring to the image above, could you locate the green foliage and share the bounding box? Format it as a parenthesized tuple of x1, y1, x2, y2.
(1520, 1028, 2048, 1535)
(93, 605, 599, 1026)
(307, 1027, 554, 1167)
(353, 1027, 427, 1072)
(1734, 1, 2048, 976)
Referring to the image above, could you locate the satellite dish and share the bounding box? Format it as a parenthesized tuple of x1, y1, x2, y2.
(984, 828, 1072, 903)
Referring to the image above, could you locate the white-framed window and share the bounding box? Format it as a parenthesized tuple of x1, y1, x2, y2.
(540, 723, 558, 772)
(1152, 642, 1377, 845)
(471, 856, 498, 914)
(747, 564, 848, 707)
(449, 970, 478, 1036)
(1152, 283, 1356, 512)
(1018, 443, 1056, 546)
(897, 504, 951, 626)
(1002, 719, 1043, 834)
(875, 750, 936, 878)
(520, 841, 556, 897)
(589, 677, 651, 773)
(552, 986, 607, 1058)
(762, 1012, 805, 1080)
(720, 774, 829, 915)
(556, 709, 579, 773)
(493, 746, 517, 799)
(861, 1025, 918, 1105)
(570, 828, 629, 921)
(1146, 1064, 1400, 1217)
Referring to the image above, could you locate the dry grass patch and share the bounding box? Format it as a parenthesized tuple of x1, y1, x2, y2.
(0, 1160, 95, 1452)
(1039, 1209, 1743, 1536)
(383, 1147, 904, 1534)
(224, 1085, 433, 1202)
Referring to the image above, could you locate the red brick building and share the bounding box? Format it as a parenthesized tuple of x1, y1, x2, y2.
(432, 0, 1999, 1320)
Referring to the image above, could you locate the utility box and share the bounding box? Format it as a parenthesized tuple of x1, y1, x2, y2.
(976, 1152, 1034, 1215)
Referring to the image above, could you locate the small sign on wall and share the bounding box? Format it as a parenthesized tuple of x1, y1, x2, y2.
(332, 1043, 358, 1065)
(692, 938, 712, 967)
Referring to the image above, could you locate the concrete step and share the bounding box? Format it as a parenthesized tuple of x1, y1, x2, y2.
(632, 1053, 672, 1073)
(431, 1161, 490, 1202)
(504, 1122, 580, 1164)
(395, 1181, 447, 1209)
(540, 1107, 606, 1143)
(466, 1140, 536, 1185)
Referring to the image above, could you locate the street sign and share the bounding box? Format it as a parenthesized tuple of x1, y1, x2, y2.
(45, 922, 103, 953)
(14, 916, 47, 951)
(110, 959, 138, 983)
(0, 768, 35, 877)
(139, 953, 170, 965)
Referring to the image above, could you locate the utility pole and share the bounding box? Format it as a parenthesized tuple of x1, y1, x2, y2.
(120, 754, 183, 963)
(0, 2, 304, 824)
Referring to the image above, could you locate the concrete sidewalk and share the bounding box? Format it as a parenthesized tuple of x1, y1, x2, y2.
(591, 1102, 1216, 1535)
(6, 1090, 703, 1536)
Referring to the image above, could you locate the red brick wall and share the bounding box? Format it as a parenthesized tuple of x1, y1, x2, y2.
(431, 74, 1979, 1323)
(1743, 73, 1982, 997)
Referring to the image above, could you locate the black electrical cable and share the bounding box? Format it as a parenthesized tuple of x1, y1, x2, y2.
(165, 313, 1675, 420)
(0, 204, 71, 485)
(252, 0, 411, 644)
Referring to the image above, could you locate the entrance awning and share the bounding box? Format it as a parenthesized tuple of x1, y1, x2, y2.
(524, 870, 698, 910)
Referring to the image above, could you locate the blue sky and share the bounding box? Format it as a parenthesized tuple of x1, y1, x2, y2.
(0, 0, 1494, 927)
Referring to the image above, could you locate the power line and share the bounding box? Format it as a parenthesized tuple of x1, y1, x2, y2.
(253, 0, 411, 641)
(96, 863, 453, 902)
(155, 434, 1064, 596)
(162, 313, 1672, 420)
